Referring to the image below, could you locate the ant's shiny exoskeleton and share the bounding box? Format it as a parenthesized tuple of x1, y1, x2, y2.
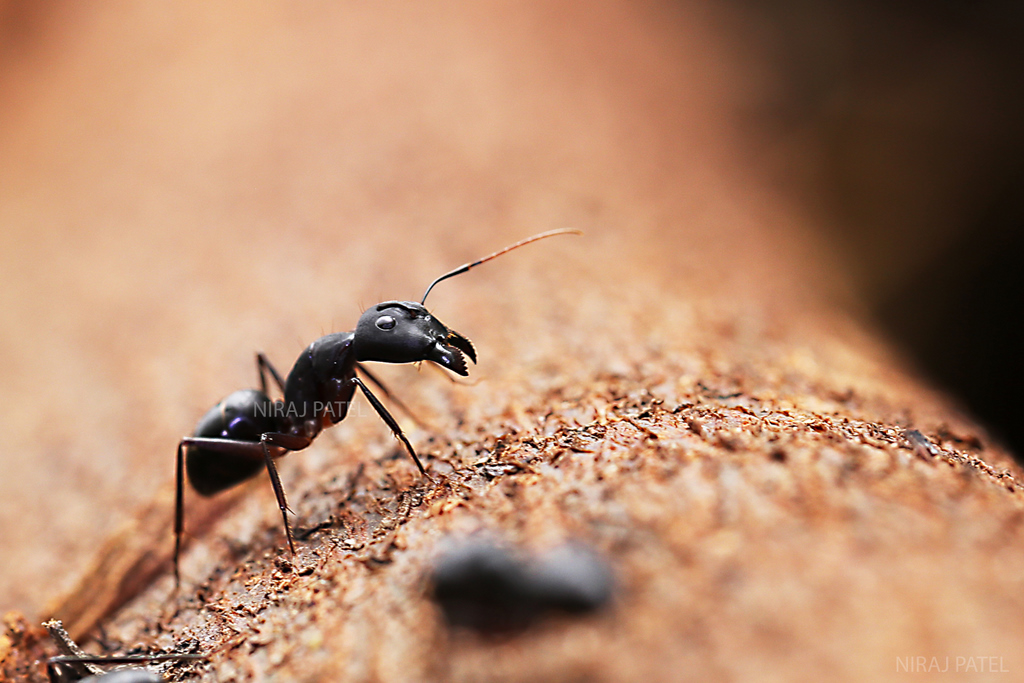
(174, 229, 577, 583)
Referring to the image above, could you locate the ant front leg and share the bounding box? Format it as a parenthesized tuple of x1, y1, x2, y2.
(356, 363, 432, 431)
(351, 375, 432, 480)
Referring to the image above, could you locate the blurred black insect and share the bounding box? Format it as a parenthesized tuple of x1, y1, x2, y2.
(175, 229, 578, 583)
(44, 620, 203, 683)
(430, 539, 614, 634)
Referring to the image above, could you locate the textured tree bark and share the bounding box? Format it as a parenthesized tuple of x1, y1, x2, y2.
(2, 2, 1023, 682)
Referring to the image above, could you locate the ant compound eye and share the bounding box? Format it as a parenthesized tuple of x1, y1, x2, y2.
(375, 315, 396, 331)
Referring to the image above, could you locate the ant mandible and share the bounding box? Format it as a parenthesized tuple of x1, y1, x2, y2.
(174, 229, 578, 583)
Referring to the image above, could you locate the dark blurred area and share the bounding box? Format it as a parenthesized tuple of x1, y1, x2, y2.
(728, 0, 1024, 456)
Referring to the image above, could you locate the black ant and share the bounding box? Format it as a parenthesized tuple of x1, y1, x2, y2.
(174, 229, 578, 583)
(44, 620, 204, 682)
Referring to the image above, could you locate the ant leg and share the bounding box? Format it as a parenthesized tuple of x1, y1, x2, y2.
(174, 435, 305, 581)
(352, 376, 432, 481)
(45, 618, 102, 680)
(45, 619, 205, 683)
(175, 437, 269, 586)
(48, 655, 206, 683)
(259, 432, 312, 555)
(256, 352, 287, 396)
(356, 363, 431, 430)
(174, 442, 185, 588)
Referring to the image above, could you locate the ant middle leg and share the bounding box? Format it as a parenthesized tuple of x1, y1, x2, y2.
(259, 432, 313, 554)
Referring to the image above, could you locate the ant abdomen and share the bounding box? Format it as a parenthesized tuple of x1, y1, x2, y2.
(186, 389, 278, 496)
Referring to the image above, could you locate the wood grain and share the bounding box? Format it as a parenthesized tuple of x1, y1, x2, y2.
(2, 2, 1022, 681)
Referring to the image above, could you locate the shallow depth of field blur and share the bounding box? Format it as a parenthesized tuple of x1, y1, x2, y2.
(0, 0, 1020, 616)
(728, 0, 1023, 459)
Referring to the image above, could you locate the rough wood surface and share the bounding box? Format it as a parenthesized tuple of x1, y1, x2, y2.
(2, 2, 1022, 682)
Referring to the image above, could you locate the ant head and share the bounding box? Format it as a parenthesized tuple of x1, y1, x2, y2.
(352, 230, 577, 375)
(353, 301, 477, 375)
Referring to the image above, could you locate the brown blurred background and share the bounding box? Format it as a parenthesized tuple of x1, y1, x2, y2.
(0, 0, 1021, 625)
(727, 0, 1024, 459)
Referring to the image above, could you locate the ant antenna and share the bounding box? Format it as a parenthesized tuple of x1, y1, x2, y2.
(420, 228, 581, 304)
